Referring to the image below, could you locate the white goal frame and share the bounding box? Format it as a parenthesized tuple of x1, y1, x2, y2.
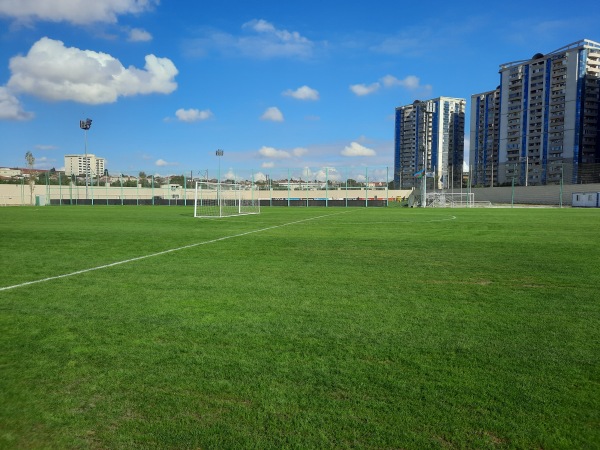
(193, 181, 260, 218)
(427, 192, 475, 208)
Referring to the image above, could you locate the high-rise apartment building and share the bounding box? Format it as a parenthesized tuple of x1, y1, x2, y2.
(64, 154, 106, 177)
(470, 89, 500, 187)
(394, 97, 466, 190)
(470, 39, 600, 186)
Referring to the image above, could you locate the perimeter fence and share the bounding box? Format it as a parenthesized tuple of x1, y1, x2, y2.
(2, 164, 599, 208)
(0, 166, 406, 208)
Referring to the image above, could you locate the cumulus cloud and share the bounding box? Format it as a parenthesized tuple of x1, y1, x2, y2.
(341, 142, 376, 157)
(283, 85, 319, 101)
(260, 106, 284, 122)
(261, 161, 275, 168)
(313, 167, 342, 182)
(350, 74, 431, 97)
(156, 159, 178, 167)
(7, 37, 178, 105)
(258, 146, 291, 159)
(349, 82, 380, 96)
(128, 28, 153, 42)
(0, 86, 34, 120)
(185, 19, 315, 60)
(0, 0, 159, 25)
(292, 147, 308, 157)
(253, 172, 268, 182)
(381, 74, 431, 92)
(175, 108, 213, 122)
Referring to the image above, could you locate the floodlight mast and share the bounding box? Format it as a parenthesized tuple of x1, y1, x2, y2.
(216, 148, 224, 180)
(79, 118, 92, 200)
(419, 102, 435, 207)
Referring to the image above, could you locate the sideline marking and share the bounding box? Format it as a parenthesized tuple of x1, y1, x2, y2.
(331, 215, 457, 225)
(1, 210, 353, 292)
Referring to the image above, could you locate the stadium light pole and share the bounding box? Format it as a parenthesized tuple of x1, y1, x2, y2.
(216, 149, 224, 182)
(79, 118, 92, 200)
(419, 101, 435, 207)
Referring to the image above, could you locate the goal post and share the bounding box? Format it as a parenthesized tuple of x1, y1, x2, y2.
(193, 181, 260, 218)
(428, 192, 475, 208)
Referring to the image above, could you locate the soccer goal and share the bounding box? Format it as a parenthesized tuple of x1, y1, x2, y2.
(428, 192, 475, 208)
(193, 181, 260, 218)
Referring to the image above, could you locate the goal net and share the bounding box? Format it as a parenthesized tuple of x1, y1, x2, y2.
(193, 182, 260, 218)
(428, 192, 475, 208)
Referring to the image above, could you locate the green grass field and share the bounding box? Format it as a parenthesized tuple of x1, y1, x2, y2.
(1, 206, 598, 449)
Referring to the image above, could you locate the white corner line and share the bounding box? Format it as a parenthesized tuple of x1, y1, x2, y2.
(1, 210, 354, 292)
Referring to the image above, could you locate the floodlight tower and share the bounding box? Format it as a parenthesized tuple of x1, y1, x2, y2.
(216, 149, 224, 182)
(79, 118, 92, 200)
(419, 102, 435, 207)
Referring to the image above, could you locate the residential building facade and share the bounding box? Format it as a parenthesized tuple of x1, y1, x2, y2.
(470, 88, 500, 187)
(470, 39, 600, 186)
(64, 154, 106, 177)
(394, 97, 466, 190)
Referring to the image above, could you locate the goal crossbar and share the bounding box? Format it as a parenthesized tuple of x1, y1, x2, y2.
(194, 181, 260, 218)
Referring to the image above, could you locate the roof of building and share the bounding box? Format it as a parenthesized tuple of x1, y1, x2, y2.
(499, 38, 600, 70)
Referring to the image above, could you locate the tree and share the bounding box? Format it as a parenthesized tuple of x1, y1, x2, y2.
(169, 175, 185, 186)
(345, 178, 362, 187)
(25, 151, 37, 205)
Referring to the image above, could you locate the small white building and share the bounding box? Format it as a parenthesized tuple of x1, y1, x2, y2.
(572, 192, 600, 207)
(0, 168, 21, 177)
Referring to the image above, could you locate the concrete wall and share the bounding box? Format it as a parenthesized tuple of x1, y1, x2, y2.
(5, 182, 600, 207)
(471, 183, 600, 206)
(0, 183, 414, 206)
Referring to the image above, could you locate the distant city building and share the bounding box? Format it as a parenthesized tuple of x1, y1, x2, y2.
(470, 88, 501, 187)
(64, 154, 105, 177)
(394, 97, 466, 190)
(470, 39, 600, 186)
(0, 167, 22, 178)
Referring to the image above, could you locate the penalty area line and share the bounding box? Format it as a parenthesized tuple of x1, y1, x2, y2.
(0, 210, 354, 292)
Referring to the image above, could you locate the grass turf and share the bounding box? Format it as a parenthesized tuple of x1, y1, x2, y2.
(0, 206, 599, 448)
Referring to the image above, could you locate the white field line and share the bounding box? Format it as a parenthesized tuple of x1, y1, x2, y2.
(337, 215, 457, 225)
(1, 210, 354, 292)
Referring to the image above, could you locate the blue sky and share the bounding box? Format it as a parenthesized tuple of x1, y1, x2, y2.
(1, 0, 599, 181)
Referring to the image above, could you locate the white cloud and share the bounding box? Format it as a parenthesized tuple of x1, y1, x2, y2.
(313, 167, 342, 182)
(0, 86, 34, 120)
(186, 19, 315, 60)
(156, 159, 178, 167)
(261, 161, 275, 169)
(35, 144, 58, 150)
(292, 147, 308, 157)
(382, 75, 412, 88)
(175, 108, 213, 122)
(349, 82, 380, 96)
(258, 146, 290, 159)
(241, 19, 313, 58)
(253, 172, 268, 182)
(0, 0, 159, 25)
(223, 169, 237, 181)
(351, 75, 431, 97)
(7, 37, 178, 105)
(341, 142, 376, 157)
(283, 85, 319, 101)
(128, 28, 153, 42)
(260, 106, 284, 122)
